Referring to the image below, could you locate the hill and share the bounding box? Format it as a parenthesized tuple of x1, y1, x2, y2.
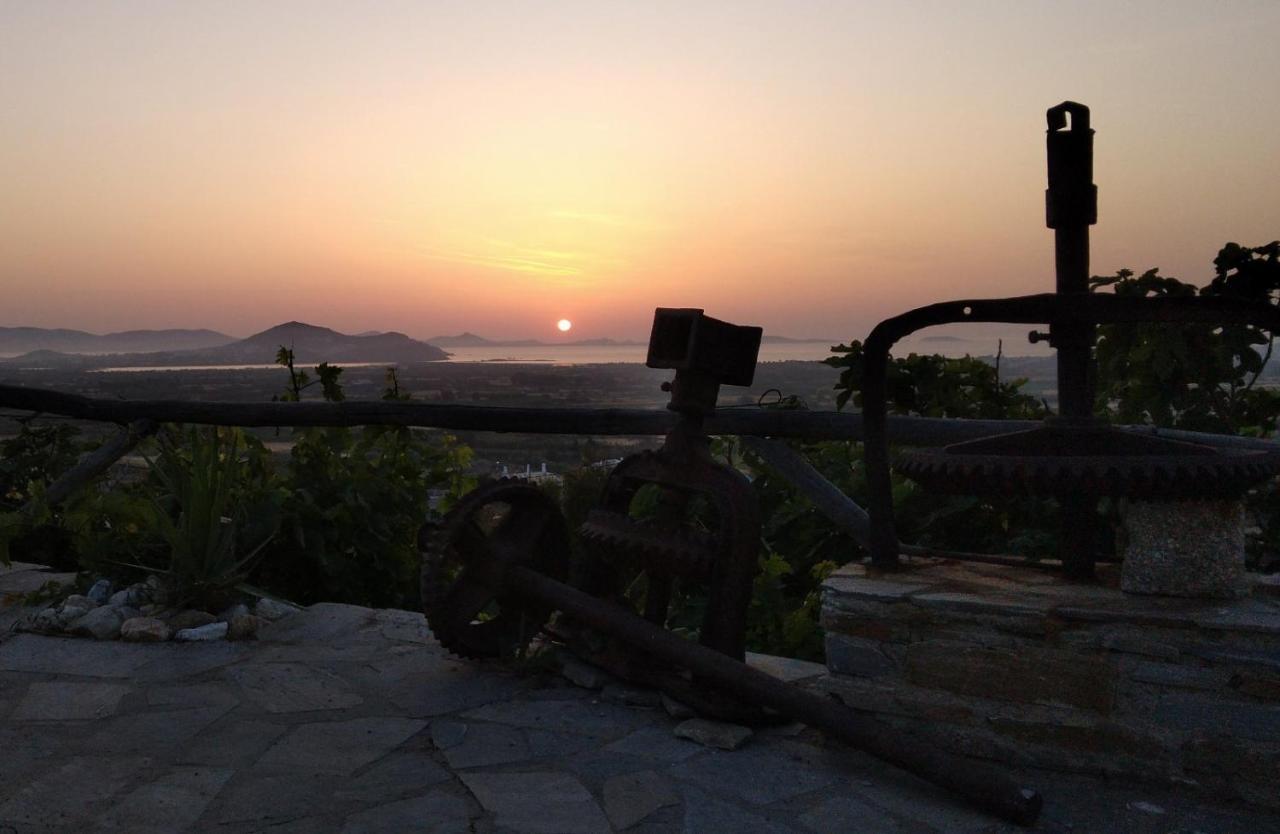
(0, 326, 234, 357)
(0, 321, 449, 368)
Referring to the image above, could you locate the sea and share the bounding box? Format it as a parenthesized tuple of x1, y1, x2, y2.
(77, 325, 1053, 372)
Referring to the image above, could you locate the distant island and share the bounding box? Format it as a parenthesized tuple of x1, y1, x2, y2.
(0, 326, 234, 357)
(426, 332, 646, 348)
(426, 332, 835, 347)
(0, 322, 449, 368)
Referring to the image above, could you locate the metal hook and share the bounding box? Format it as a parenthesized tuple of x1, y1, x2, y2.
(1047, 101, 1090, 132)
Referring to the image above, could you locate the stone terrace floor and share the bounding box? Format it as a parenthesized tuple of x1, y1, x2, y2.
(2, 597, 1279, 832)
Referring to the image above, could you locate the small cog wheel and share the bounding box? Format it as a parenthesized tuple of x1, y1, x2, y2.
(420, 480, 569, 658)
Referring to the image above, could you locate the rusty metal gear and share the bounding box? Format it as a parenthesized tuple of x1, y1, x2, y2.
(578, 509, 718, 580)
(419, 479, 569, 659)
(896, 422, 1280, 500)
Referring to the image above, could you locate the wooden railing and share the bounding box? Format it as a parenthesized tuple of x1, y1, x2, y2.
(4, 382, 1277, 566)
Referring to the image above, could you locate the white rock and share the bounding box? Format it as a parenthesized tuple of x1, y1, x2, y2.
(70, 606, 124, 640)
(121, 616, 172, 642)
(86, 579, 113, 605)
(56, 604, 93, 626)
(33, 607, 62, 632)
(108, 589, 132, 607)
(61, 594, 99, 612)
(174, 621, 229, 641)
(673, 718, 753, 750)
(254, 597, 297, 621)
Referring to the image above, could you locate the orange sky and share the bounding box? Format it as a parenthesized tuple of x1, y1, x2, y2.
(2, 2, 1277, 342)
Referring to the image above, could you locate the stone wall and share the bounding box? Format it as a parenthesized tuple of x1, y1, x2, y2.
(818, 560, 1280, 808)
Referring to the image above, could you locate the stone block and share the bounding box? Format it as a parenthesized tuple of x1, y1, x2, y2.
(822, 574, 933, 603)
(818, 673, 977, 724)
(1122, 659, 1228, 693)
(903, 640, 1115, 713)
(1196, 598, 1280, 635)
(986, 713, 1167, 761)
(1149, 691, 1280, 742)
(825, 634, 898, 678)
(673, 718, 752, 750)
(912, 591, 1054, 618)
(744, 651, 826, 682)
(1100, 629, 1180, 660)
(1232, 671, 1280, 701)
(1122, 500, 1247, 598)
(819, 611, 911, 642)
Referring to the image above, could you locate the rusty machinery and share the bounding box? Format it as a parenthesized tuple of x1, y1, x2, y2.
(863, 102, 1280, 577)
(421, 308, 1043, 825)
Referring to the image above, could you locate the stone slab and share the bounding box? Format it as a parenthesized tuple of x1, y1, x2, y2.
(799, 794, 904, 833)
(745, 651, 827, 682)
(668, 744, 839, 805)
(680, 785, 792, 834)
(332, 750, 452, 802)
(434, 720, 531, 769)
(229, 662, 365, 713)
(97, 765, 234, 832)
(603, 727, 701, 763)
(0, 634, 155, 677)
(255, 717, 428, 775)
(88, 705, 234, 754)
(259, 602, 380, 644)
(461, 696, 648, 739)
(601, 770, 678, 830)
(10, 681, 131, 721)
(459, 771, 610, 834)
(339, 789, 475, 834)
(0, 755, 146, 829)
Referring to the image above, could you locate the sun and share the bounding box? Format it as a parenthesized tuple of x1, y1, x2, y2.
(556, 319, 572, 332)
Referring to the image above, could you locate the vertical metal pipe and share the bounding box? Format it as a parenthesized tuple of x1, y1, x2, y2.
(1046, 101, 1099, 579)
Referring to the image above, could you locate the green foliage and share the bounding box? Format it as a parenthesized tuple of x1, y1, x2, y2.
(0, 421, 87, 567)
(1091, 242, 1280, 435)
(274, 346, 345, 402)
(144, 425, 278, 610)
(254, 360, 475, 608)
(1092, 241, 1280, 569)
(825, 341, 1049, 419)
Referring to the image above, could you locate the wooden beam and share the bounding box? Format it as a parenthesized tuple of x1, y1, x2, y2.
(21, 419, 158, 515)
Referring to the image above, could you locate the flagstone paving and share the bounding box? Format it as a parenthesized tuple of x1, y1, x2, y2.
(1, 589, 1278, 832)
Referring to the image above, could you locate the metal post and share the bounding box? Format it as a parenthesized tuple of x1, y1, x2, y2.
(1046, 101, 1100, 579)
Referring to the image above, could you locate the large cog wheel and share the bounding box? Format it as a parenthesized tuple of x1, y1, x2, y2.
(420, 479, 569, 659)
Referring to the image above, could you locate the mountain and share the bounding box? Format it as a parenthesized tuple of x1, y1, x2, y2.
(0, 321, 449, 368)
(427, 332, 498, 347)
(760, 334, 836, 344)
(0, 326, 235, 357)
(426, 333, 644, 347)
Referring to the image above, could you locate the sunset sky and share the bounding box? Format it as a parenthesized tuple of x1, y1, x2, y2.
(2, 1, 1277, 343)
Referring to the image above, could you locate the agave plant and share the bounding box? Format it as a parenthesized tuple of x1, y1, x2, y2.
(149, 426, 276, 611)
